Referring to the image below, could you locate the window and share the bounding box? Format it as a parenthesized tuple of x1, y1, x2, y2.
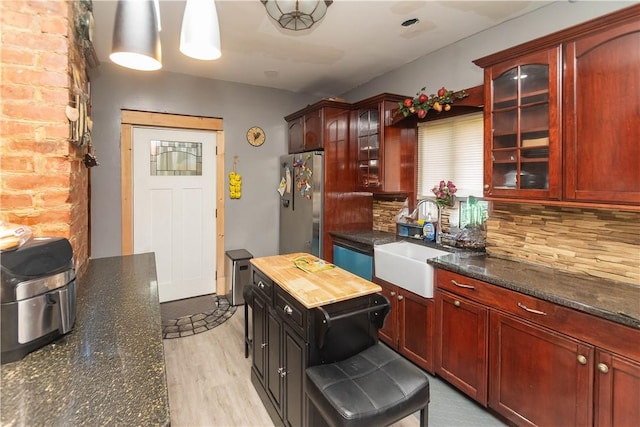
(417, 112, 484, 199)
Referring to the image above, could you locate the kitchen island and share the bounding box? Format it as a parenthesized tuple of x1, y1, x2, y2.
(1, 253, 169, 426)
(249, 252, 387, 427)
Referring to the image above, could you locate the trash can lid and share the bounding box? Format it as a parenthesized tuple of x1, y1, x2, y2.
(225, 249, 253, 260)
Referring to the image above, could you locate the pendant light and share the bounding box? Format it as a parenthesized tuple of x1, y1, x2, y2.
(180, 0, 221, 60)
(110, 0, 162, 71)
(261, 0, 333, 31)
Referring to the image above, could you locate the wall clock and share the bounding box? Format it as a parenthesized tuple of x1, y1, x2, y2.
(247, 126, 265, 147)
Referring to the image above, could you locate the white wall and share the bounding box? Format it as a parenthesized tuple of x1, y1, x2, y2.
(341, 1, 634, 101)
(89, 63, 314, 259)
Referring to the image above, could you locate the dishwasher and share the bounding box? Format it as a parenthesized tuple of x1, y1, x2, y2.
(332, 239, 373, 281)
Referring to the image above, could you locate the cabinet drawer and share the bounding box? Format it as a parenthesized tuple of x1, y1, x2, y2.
(275, 286, 306, 337)
(253, 268, 274, 302)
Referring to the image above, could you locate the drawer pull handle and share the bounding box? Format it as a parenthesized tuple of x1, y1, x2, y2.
(390, 291, 396, 297)
(284, 305, 293, 315)
(517, 302, 546, 316)
(454, 300, 461, 307)
(451, 279, 475, 290)
(258, 280, 265, 289)
(598, 363, 609, 374)
(577, 355, 587, 365)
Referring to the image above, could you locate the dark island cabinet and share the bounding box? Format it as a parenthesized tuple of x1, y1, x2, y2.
(434, 267, 640, 427)
(374, 276, 436, 373)
(563, 17, 640, 205)
(474, 4, 640, 210)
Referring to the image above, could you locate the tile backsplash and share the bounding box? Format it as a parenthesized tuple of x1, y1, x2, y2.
(374, 199, 639, 286)
(487, 203, 640, 286)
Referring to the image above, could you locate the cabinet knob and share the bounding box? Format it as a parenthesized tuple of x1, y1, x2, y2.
(261, 343, 268, 348)
(390, 291, 396, 297)
(454, 300, 461, 307)
(598, 363, 609, 374)
(483, 184, 490, 190)
(258, 280, 265, 289)
(278, 367, 287, 377)
(397, 295, 404, 301)
(577, 355, 587, 365)
(283, 305, 293, 315)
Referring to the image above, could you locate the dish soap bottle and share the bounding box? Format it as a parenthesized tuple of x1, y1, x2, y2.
(423, 213, 437, 242)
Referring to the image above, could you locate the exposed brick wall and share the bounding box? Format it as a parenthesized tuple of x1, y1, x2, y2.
(1, 0, 89, 276)
(487, 203, 640, 286)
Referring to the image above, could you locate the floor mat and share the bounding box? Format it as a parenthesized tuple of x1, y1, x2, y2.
(161, 294, 237, 339)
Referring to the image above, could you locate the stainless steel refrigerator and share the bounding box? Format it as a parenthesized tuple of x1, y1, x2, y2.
(279, 152, 324, 257)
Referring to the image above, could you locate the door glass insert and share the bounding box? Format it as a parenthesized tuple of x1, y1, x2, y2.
(150, 140, 202, 176)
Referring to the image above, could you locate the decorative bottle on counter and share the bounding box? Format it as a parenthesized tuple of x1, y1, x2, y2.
(423, 213, 437, 242)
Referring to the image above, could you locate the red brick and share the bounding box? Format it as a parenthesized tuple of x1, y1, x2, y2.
(2, 140, 69, 156)
(2, 174, 69, 192)
(0, 8, 35, 29)
(1, 84, 36, 101)
(3, 103, 66, 123)
(2, 67, 69, 88)
(0, 123, 69, 140)
(25, 0, 68, 16)
(40, 190, 70, 207)
(37, 52, 68, 72)
(35, 156, 71, 174)
(40, 15, 68, 35)
(0, 193, 34, 209)
(0, 156, 35, 172)
(37, 86, 69, 104)
(1, 46, 36, 66)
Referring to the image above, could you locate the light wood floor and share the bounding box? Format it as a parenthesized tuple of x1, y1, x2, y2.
(163, 308, 419, 427)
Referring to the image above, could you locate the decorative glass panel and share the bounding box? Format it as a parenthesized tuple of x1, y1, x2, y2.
(150, 140, 202, 176)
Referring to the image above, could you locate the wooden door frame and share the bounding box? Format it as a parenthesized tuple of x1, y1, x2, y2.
(120, 110, 226, 295)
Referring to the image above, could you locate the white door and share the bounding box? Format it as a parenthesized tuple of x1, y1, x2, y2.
(132, 127, 216, 302)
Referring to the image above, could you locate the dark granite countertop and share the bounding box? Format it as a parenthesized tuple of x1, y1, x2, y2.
(1, 253, 170, 426)
(429, 253, 640, 330)
(330, 231, 639, 329)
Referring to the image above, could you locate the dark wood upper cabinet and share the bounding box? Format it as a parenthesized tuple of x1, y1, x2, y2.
(285, 100, 350, 154)
(351, 93, 417, 200)
(474, 4, 640, 211)
(563, 18, 640, 205)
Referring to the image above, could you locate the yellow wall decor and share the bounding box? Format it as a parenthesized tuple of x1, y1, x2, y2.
(229, 155, 242, 199)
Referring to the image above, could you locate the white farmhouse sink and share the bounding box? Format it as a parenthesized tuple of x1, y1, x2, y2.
(374, 241, 450, 298)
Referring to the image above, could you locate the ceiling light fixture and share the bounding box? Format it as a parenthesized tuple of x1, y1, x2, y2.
(180, 0, 222, 60)
(110, 0, 162, 71)
(261, 0, 333, 31)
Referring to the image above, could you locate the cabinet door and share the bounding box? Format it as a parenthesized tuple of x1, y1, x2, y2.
(484, 47, 561, 200)
(304, 109, 323, 151)
(435, 290, 489, 405)
(489, 311, 594, 427)
(564, 20, 640, 205)
(288, 118, 304, 154)
(283, 323, 306, 427)
(399, 291, 434, 373)
(266, 308, 283, 416)
(594, 349, 640, 427)
(356, 108, 381, 190)
(251, 293, 267, 386)
(374, 278, 397, 347)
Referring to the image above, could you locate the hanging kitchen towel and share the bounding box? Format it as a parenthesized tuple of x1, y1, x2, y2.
(285, 166, 291, 193)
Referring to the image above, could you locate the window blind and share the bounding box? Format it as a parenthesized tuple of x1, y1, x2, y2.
(417, 112, 484, 199)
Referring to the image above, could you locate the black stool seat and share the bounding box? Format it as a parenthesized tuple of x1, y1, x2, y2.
(306, 342, 430, 427)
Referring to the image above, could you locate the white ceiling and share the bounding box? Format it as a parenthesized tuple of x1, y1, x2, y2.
(91, 0, 553, 98)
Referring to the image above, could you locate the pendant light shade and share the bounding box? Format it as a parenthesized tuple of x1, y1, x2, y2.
(261, 0, 333, 31)
(110, 0, 162, 71)
(180, 0, 221, 60)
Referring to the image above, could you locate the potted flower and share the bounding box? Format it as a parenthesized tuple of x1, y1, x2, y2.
(432, 180, 457, 208)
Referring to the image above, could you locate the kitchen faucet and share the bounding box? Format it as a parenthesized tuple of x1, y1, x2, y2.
(415, 199, 441, 243)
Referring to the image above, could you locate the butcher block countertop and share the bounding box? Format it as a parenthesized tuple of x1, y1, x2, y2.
(250, 252, 381, 309)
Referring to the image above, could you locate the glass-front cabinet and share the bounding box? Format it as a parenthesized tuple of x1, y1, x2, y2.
(483, 48, 561, 200)
(356, 108, 380, 188)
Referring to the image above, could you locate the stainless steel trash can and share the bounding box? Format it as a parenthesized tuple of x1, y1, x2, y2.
(225, 249, 253, 306)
